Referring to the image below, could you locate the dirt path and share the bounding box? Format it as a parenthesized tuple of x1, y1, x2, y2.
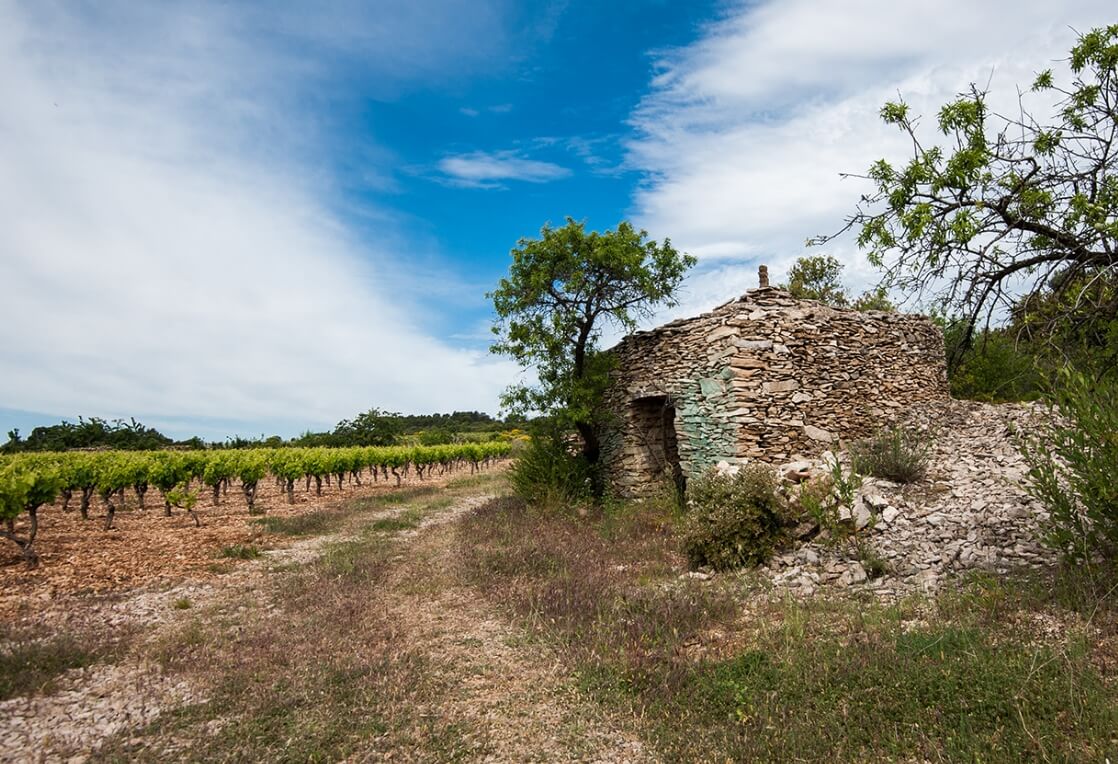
(376, 511, 652, 763)
(1, 482, 653, 763)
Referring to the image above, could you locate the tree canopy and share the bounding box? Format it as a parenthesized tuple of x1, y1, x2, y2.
(814, 24, 1117, 366)
(782, 254, 894, 311)
(489, 218, 695, 466)
(2, 417, 173, 453)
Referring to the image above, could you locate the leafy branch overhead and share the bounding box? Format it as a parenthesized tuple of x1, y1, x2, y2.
(814, 24, 1117, 364)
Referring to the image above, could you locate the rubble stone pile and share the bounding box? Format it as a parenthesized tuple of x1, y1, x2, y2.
(760, 399, 1057, 598)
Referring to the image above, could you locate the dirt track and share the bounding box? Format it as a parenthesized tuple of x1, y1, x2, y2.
(1, 473, 650, 763)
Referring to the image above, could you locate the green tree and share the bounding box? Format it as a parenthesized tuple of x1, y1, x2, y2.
(489, 218, 694, 477)
(814, 25, 1118, 366)
(782, 254, 895, 311)
(1010, 267, 1118, 377)
(783, 254, 849, 305)
(332, 408, 401, 446)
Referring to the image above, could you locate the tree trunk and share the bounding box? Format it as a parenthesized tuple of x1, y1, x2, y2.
(212, 484, 221, 506)
(2, 508, 40, 568)
(576, 421, 603, 497)
(314, 476, 322, 496)
(61, 488, 73, 512)
(102, 492, 117, 530)
(80, 487, 93, 520)
(285, 479, 295, 504)
(243, 482, 260, 514)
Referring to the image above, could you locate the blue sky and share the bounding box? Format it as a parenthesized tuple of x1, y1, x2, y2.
(315, 0, 722, 343)
(1, 0, 1113, 441)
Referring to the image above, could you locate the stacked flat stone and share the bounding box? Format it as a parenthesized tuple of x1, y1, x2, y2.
(601, 287, 948, 496)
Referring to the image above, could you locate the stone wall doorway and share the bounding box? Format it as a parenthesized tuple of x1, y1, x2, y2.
(629, 395, 685, 498)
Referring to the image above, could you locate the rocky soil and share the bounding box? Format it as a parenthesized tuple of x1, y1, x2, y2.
(759, 399, 1057, 598)
(0, 496, 485, 763)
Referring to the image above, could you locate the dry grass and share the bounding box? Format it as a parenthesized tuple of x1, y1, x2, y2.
(105, 525, 468, 760)
(0, 632, 106, 701)
(92, 471, 512, 761)
(458, 496, 736, 693)
(457, 497, 1118, 762)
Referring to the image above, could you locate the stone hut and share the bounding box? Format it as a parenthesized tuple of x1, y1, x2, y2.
(600, 267, 949, 496)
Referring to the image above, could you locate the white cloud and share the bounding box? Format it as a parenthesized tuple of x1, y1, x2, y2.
(0, 2, 518, 436)
(438, 150, 572, 188)
(628, 0, 1117, 319)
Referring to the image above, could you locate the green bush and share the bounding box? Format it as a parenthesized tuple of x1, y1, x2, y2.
(849, 426, 930, 484)
(1021, 369, 1118, 563)
(682, 465, 787, 570)
(509, 428, 594, 505)
(948, 328, 1044, 402)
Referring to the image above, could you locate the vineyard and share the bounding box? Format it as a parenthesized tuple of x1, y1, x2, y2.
(0, 442, 512, 569)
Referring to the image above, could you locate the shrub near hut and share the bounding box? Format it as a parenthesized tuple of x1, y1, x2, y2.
(682, 464, 788, 570)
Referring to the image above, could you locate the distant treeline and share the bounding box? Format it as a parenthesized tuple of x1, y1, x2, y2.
(1, 409, 524, 454)
(2, 417, 177, 453)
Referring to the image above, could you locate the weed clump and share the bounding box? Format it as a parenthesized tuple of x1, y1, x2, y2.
(1021, 369, 1118, 563)
(849, 426, 929, 483)
(220, 544, 263, 560)
(255, 511, 339, 536)
(0, 636, 101, 700)
(682, 465, 788, 570)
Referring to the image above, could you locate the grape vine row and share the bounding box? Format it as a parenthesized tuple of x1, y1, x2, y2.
(0, 442, 512, 566)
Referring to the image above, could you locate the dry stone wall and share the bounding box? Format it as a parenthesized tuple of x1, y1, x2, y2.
(601, 287, 948, 496)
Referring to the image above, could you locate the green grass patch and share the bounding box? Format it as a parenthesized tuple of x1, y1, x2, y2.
(369, 510, 422, 532)
(442, 469, 506, 493)
(0, 636, 102, 700)
(254, 511, 342, 537)
(220, 544, 263, 560)
(646, 623, 1115, 761)
(351, 485, 439, 510)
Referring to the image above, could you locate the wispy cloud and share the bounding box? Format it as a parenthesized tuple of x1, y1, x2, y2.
(626, 0, 1116, 319)
(438, 150, 571, 188)
(0, 1, 519, 436)
(458, 104, 514, 118)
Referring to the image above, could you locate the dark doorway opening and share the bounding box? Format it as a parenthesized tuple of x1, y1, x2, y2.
(630, 395, 685, 497)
